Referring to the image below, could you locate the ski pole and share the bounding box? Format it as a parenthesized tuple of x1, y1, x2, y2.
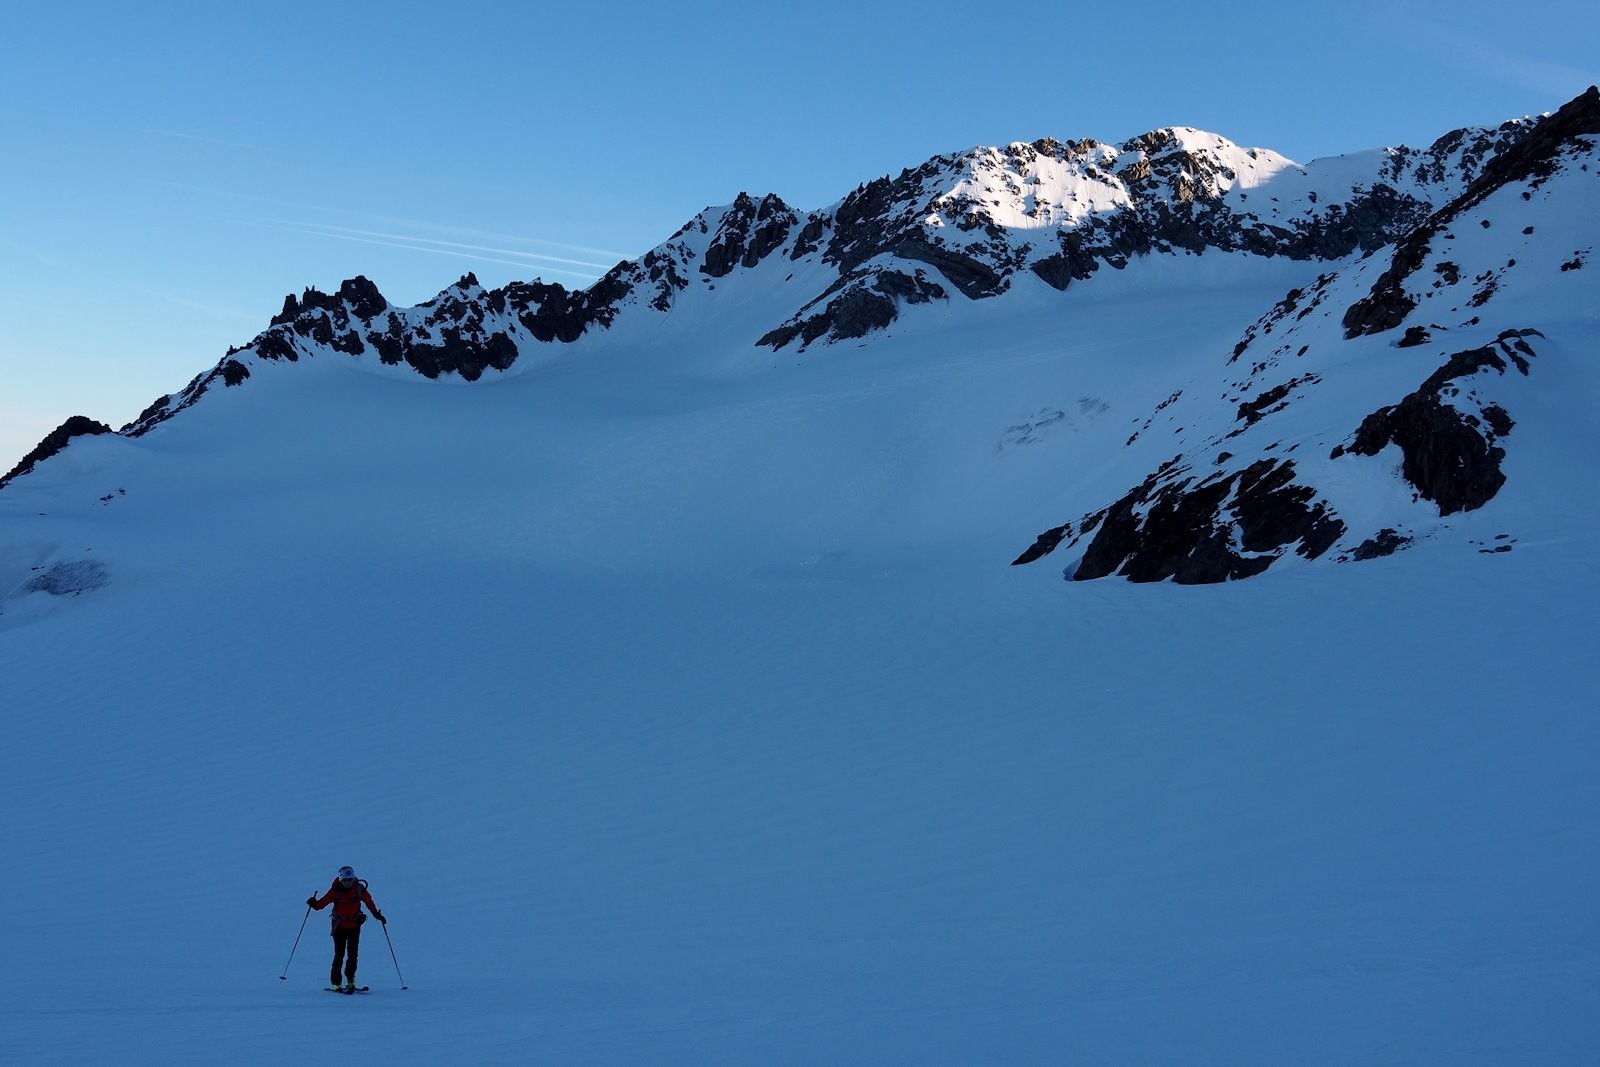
(279, 904, 312, 981)
(379, 920, 409, 990)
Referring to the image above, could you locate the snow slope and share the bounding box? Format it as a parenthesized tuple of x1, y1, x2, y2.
(2, 97, 1598, 1064)
(1014, 88, 1600, 582)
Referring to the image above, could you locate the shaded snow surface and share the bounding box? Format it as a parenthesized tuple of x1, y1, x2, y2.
(1, 266, 1596, 1064)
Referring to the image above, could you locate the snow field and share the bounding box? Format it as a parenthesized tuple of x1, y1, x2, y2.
(2, 254, 1596, 1063)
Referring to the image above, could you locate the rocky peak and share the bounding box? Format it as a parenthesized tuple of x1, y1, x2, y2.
(1118, 127, 1247, 202)
(270, 275, 389, 327)
(1010, 88, 1600, 585)
(0, 415, 115, 490)
(27, 90, 1588, 479)
(700, 193, 799, 279)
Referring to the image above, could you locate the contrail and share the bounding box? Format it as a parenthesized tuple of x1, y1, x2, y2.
(298, 222, 619, 270)
(134, 177, 634, 261)
(231, 218, 608, 281)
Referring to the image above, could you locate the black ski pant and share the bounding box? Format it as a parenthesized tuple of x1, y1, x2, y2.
(330, 924, 362, 984)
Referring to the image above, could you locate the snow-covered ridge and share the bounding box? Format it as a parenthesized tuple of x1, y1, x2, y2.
(1013, 86, 1600, 582)
(52, 107, 1543, 448)
(2, 90, 1586, 557)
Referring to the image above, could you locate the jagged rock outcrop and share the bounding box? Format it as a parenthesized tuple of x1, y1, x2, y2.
(1004, 89, 1580, 591)
(1011, 322, 1535, 579)
(752, 119, 1542, 350)
(0, 416, 115, 490)
(9, 88, 1593, 546)
(756, 268, 947, 349)
(1013, 319, 1557, 583)
(1013, 457, 1345, 583)
(1334, 330, 1538, 515)
(1008, 89, 1598, 583)
(700, 193, 798, 278)
(273, 275, 389, 326)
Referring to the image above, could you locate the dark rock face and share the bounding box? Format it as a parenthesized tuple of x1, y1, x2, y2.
(501, 270, 637, 344)
(1030, 237, 1099, 290)
(890, 236, 1004, 299)
(1013, 453, 1346, 584)
(825, 169, 941, 275)
(254, 331, 300, 362)
(1012, 525, 1072, 567)
(1034, 178, 1435, 300)
(1016, 325, 1544, 582)
(1349, 395, 1507, 514)
(338, 275, 389, 320)
(1236, 376, 1318, 426)
(272, 275, 389, 326)
(1350, 528, 1413, 561)
(265, 268, 654, 380)
(0, 416, 116, 490)
(700, 193, 798, 278)
(1339, 330, 1538, 515)
(125, 265, 648, 435)
(756, 268, 946, 350)
(790, 216, 829, 260)
(402, 330, 521, 381)
(1051, 458, 1345, 583)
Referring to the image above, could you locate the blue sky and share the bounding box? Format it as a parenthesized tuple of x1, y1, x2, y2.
(3, 0, 1596, 464)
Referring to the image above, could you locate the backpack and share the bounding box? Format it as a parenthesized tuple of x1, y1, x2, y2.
(328, 878, 370, 929)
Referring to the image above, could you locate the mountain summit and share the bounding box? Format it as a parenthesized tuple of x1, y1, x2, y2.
(1013, 86, 1598, 581)
(116, 108, 1538, 410)
(5, 88, 1597, 586)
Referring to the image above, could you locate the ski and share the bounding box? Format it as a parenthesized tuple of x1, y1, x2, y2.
(325, 986, 370, 994)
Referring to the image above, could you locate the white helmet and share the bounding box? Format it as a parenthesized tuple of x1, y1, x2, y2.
(337, 866, 357, 883)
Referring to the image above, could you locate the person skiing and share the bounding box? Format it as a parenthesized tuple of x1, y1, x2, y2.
(307, 865, 385, 992)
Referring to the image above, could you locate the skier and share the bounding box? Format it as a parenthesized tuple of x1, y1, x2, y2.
(307, 865, 385, 992)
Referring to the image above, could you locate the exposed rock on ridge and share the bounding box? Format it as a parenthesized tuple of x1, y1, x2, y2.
(6, 90, 1589, 517)
(1335, 329, 1538, 515)
(1012, 326, 1547, 582)
(1010, 90, 1598, 582)
(0, 416, 115, 490)
(700, 193, 798, 278)
(120, 112, 1560, 440)
(747, 118, 1540, 350)
(1012, 456, 1345, 583)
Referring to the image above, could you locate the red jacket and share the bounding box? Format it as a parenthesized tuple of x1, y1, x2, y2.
(312, 880, 380, 928)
